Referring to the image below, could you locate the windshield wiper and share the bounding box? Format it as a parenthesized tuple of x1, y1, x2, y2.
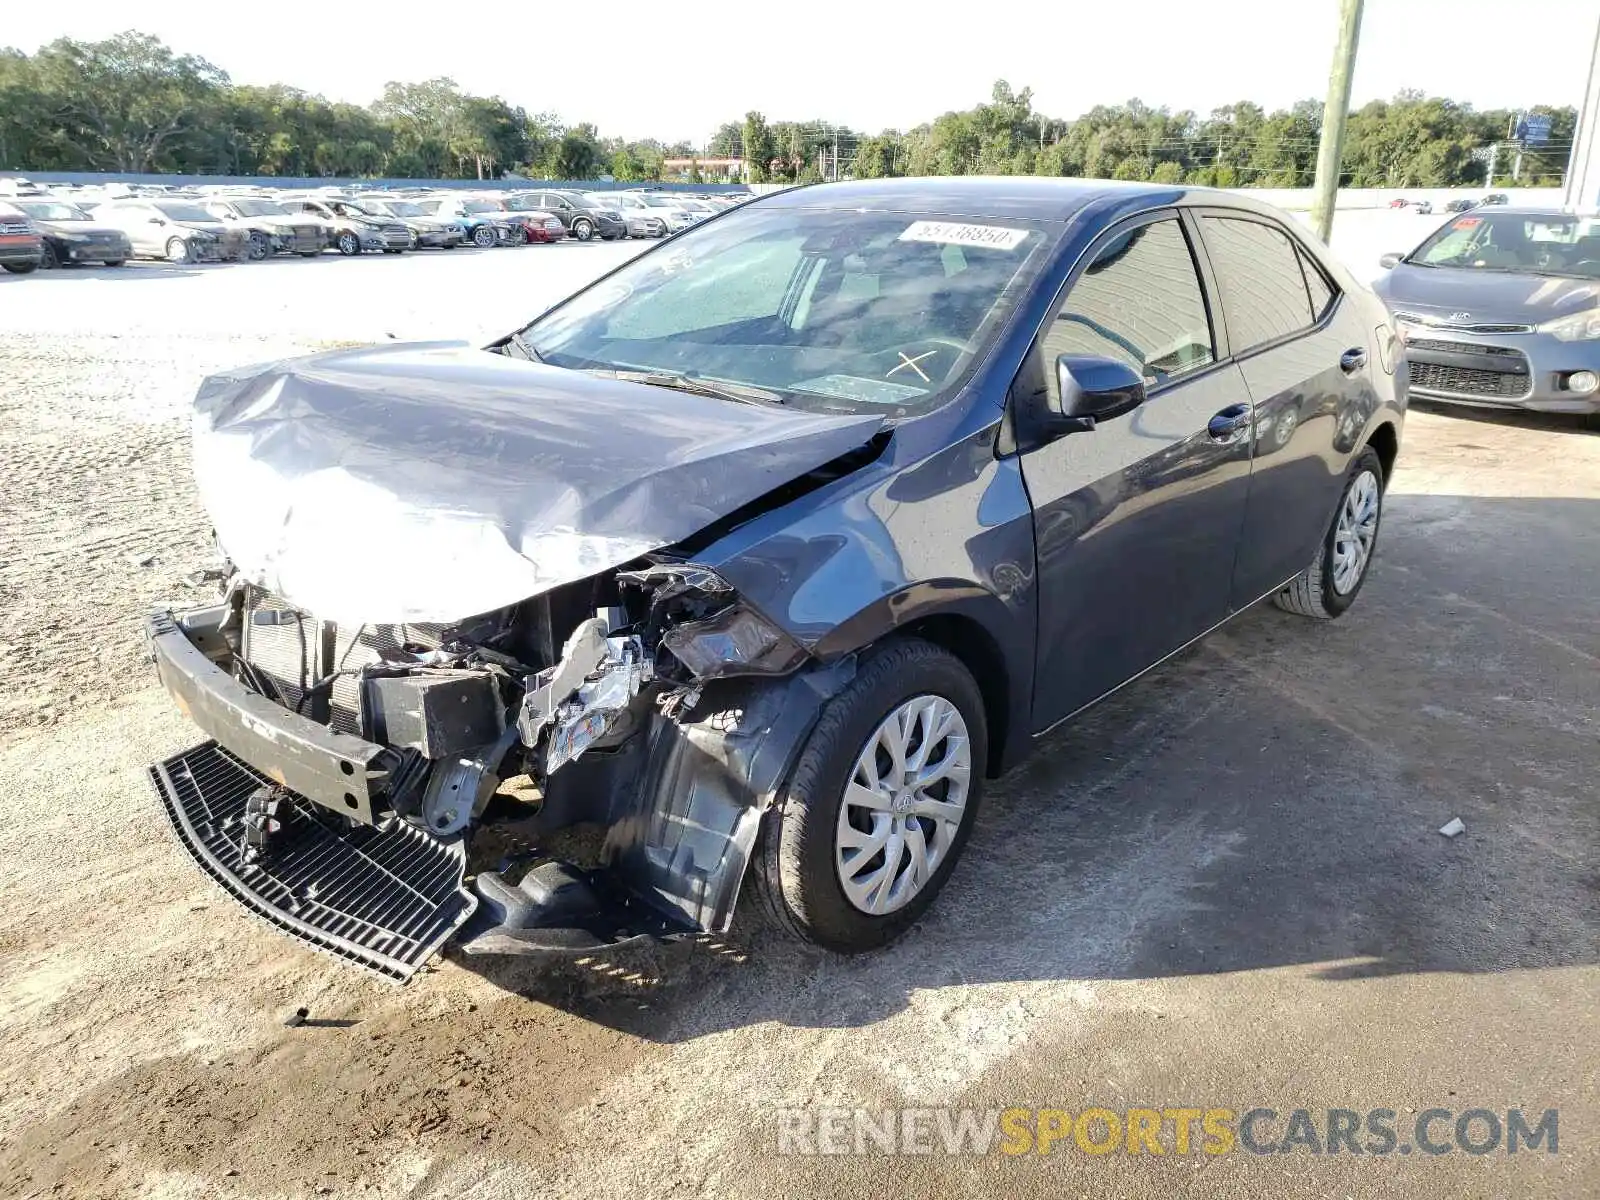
(585, 368, 784, 406)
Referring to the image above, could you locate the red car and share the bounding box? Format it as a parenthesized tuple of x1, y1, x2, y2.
(0, 202, 44, 274)
(496, 207, 567, 244)
(1388, 198, 1409, 209)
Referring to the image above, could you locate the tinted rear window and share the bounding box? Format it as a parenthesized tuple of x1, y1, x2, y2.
(1201, 217, 1317, 353)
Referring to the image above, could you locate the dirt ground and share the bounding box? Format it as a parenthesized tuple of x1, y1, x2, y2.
(0, 231, 1596, 1199)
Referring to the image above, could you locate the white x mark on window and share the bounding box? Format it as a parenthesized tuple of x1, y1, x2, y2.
(887, 349, 938, 383)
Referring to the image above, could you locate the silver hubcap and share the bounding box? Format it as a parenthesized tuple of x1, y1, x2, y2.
(1332, 469, 1380, 595)
(835, 695, 971, 915)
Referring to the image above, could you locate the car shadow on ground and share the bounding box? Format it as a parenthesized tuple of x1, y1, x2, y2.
(456, 494, 1600, 1041)
(1408, 397, 1597, 435)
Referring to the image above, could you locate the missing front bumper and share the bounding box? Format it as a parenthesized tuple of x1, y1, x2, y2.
(149, 741, 477, 981)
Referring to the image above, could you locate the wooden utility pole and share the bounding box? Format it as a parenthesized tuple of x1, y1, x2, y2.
(1310, 0, 1365, 243)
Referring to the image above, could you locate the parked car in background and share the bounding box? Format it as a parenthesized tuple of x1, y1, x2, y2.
(1389, 198, 1410, 209)
(144, 178, 1404, 980)
(638, 193, 697, 232)
(595, 190, 689, 234)
(1481, 193, 1510, 206)
(484, 200, 567, 244)
(672, 197, 722, 222)
(1443, 197, 1477, 213)
(409, 196, 516, 247)
(353, 196, 466, 248)
(508, 191, 626, 241)
(1409, 200, 1434, 215)
(1376, 207, 1600, 424)
(91, 199, 250, 263)
(0, 203, 43, 274)
(9, 199, 130, 268)
(201, 197, 325, 259)
(282, 196, 411, 255)
(581, 192, 664, 238)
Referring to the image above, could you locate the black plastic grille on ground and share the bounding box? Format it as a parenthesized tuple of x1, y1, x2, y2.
(149, 741, 476, 982)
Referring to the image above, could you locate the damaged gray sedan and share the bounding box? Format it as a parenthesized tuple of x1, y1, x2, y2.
(147, 179, 1405, 979)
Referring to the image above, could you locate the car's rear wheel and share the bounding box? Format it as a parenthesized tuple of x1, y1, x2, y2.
(2, 261, 38, 274)
(247, 232, 271, 261)
(752, 638, 987, 951)
(1275, 446, 1385, 619)
(473, 224, 497, 248)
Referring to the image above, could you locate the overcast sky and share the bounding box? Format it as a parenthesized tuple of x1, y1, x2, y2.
(7, 0, 1598, 144)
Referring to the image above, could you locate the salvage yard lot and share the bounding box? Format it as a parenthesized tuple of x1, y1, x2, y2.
(0, 215, 1596, 1199)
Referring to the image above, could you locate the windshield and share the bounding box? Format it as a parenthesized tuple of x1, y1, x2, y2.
(521, 207, 1050, 416)
(1409, 212, 1600, 278)
(16, 202, 87, 221)
(154, 202, 215, 222)
(375, 200, 420, 216)
(229, 199, 289, 217)
(583, 194, 621, 209)
(642, 196, 681, 208)
(462, 201, 501, 214)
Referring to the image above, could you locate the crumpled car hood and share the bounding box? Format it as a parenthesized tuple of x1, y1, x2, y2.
(192, 342, 884, 624)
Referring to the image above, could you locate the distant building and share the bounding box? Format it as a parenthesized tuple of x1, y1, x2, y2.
(662, 156, 745, 182)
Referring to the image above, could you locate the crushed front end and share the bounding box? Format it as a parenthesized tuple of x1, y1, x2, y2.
(146, 563, 849, 981)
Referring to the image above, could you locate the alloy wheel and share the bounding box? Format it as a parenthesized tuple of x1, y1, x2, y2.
(835, 695, 972, 915)
(1331, 469, 1380, 595)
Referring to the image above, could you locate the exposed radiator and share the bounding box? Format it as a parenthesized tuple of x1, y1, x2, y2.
(240, 587, 446, 735)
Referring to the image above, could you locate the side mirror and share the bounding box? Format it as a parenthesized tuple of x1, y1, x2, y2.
(148, 216, 165, 225)
(1050, 355, 1147, 432)
(1378, 252, 1404, 269)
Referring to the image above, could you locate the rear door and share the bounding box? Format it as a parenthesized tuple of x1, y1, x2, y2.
(1016, 211, 1256, 729)
(1190, 212, 1370, 605)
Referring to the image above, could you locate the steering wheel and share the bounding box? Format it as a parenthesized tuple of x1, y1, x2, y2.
(878, 337, 971, 385)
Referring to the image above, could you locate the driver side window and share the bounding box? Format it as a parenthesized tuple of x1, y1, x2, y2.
(1042, 218, 1215, 396)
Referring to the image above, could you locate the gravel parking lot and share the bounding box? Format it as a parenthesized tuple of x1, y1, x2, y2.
(0, 211, 1595, 1200)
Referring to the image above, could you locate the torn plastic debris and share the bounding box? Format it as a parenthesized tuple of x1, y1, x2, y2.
(516, 615, 652, 776)
(546, 644, 649, 773)
(1438, 817, 1465, 838)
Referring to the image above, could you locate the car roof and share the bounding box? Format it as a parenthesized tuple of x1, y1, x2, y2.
(1451, 206, 1600, 219)
(756, 176, 1273, 223)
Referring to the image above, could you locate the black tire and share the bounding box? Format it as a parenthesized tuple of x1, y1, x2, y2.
(572, 218, 593, 241)
(2, 261, 38, 274)
(104, 260, 125, 267)
(472, 224, 497, 248)
(166, 237, 190, 264)
(750, 638, 988, 952)
(383, 247, 402, 254)
(297, 250, 320, 258)
(336, 230, 361, 256)
(247, 232, 271, 261)
(40, 242, 60, 269)
(1274, 446, 1386, 619)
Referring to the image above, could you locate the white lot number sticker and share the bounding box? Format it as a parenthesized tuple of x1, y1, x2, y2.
(898, 220, 1028, 251)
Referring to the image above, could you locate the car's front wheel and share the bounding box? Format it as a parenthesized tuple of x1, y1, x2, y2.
(472, 224, 497, 248)
(165, 237, 190, 264)
(336, 230, 361, 256)
(572, 218, 593, 241)
(1275, 445, 1385, 619)
(752, 638, 986, 951)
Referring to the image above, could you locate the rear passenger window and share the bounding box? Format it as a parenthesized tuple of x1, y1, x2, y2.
(1201, 217, 1318, 352)
(1044, 218, 1216, 388)
(1299, 246, 1335, 320)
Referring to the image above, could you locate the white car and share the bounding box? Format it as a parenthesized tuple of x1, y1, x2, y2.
(602, 192, 694, 234)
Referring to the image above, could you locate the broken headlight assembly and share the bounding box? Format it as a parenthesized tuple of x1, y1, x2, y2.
(660, 603, 806, 679)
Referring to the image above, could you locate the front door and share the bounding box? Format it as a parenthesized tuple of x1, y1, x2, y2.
(1017, 213, 1255, 729)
